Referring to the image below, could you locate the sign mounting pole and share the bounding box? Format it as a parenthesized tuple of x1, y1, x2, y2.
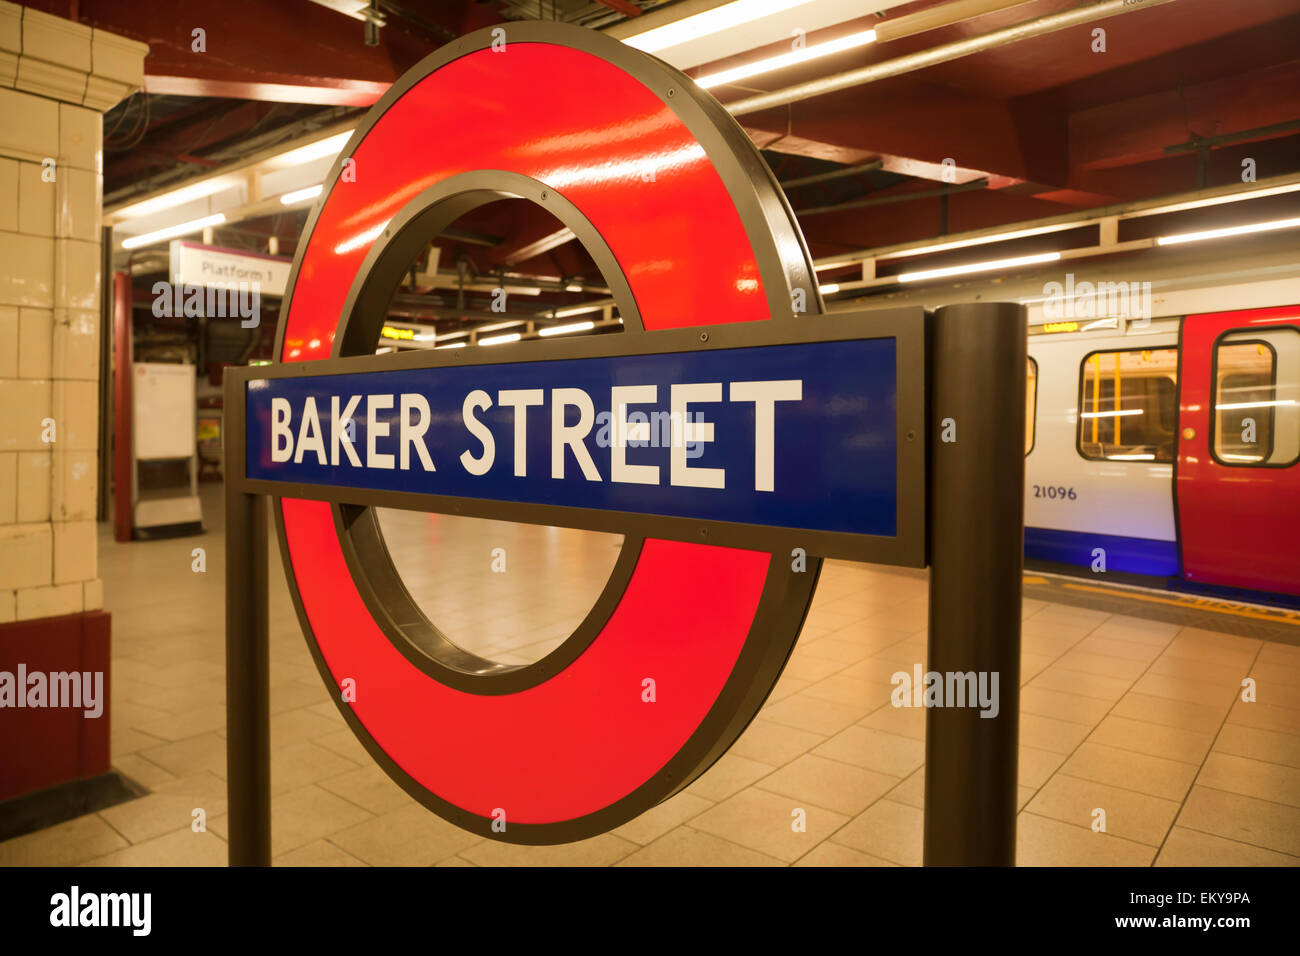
(923, 301, 1026, 866)
(224, 394, 271, 866)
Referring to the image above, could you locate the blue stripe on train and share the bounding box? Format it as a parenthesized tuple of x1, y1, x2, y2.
(1025, 527, 1179, 577)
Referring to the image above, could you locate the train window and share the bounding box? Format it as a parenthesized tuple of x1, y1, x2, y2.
(1026, 357, 1037, 456)
(1077, 348, 1178, 462)
(1213, 329, 1300, 467)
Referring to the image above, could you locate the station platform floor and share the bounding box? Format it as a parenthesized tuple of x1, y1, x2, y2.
(2, 484, 1298, 867)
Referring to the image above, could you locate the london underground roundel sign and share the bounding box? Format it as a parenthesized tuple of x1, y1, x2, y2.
(250, 22, 925, 844)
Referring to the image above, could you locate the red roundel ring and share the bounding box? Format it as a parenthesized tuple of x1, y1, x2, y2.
(271, 21, 825, 843)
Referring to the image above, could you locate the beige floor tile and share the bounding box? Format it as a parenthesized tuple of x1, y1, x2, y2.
(1155, 827, 1300, 867)
(111, 753, 177, 790)
(137, 731, 227, 779)
(858, 700, 927, 740)
(617, 826, 785, 867)
(1015, 812, 1156, 866)
(461, 833, 637, 866)
(813, 725, 925, 777)
(886, 768, 925, 809)
(274, 839, 369, 866)
(1019, 712, 1093, 754)
(841, 655, 923, 685)
(1088, 616, 1179, 645)
(1226, 699, 1300, 735)
(763, 692, 871, 736)
(1056, 649, 1149, 681)
(728, 718, 825, 766)
(1213, 722, 1300, 769)
(689, 787, 848, 863)
(685, 753, 776, 802)
(1175, 786, 1300, 856)
(1111, 692, 1229, 734)
(317, 764, 415, 815)
(1019, 686, 1113, 726)
(328, 803, 483, 866)
(1028, 667, 1132, 702)
(1058, 742, 1198, 802)
(831, 799, 923, 866)
(779, 652, 848, 683)
(1025, 775, 1179, 847)
(1075, 634, 1165, 663)
(764, 673, 813, 704)
(755, 753, 900, 816)
(611, 791, 713, 845)
(1252, 658, 1300, 687)
(270, 707, 343, 747)
(802, 674, 893, 709)
(1195, 752, 1300, 808)
(268, 740, 363, 795)
(0, 814, 129, 866)
(793, 842, 899, 866)
(99, 772, 228, 844)
(208, 784, 373, 857)
(1146, 654, 1250, 685)
(797, 636, 875, 665)
(1164, 630, 1261, 666)
(1088, 714, 1215, 764)
(1018, 746, 1067, 789)
(85, 827, 228, 867)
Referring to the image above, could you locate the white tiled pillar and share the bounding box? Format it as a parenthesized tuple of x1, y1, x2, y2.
(0, 3, 146, 623)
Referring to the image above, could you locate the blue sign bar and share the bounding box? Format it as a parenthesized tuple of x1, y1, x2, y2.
(245, 338, 898, 538)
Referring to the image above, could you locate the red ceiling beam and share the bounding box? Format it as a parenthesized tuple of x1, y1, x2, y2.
(23, 0, 444, 105)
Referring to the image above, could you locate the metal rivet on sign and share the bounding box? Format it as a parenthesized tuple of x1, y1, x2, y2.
(906, 430, 916, 441)
(666, 88, 675, 97)
(699, 331, 708, 342)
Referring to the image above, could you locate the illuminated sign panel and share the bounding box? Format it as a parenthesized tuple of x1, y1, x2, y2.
(245, 332, 906, 555)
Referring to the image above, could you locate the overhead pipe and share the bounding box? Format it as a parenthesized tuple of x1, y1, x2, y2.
(724, 0, 1181, 117)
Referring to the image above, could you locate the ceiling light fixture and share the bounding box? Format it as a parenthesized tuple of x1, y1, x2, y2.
(896, 251, 1061, 283)
(695, 29, 876, 89)
(280, 184, 324, 205)
(120, 213, 227, 250)
(479, 332, 522, 346)
(623, 0, 818, 54)
(1155, 216, 1300, 246)
(539, 321, 596, 337)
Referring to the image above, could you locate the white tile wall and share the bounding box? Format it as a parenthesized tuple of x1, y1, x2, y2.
(0, 521, 52, 589)
(16, 581, 81, 619)
(52, 517, 95, 583)
(0, 7, 144, 623)
(17, 306, 52, 377)
(15, 449, 48, 521)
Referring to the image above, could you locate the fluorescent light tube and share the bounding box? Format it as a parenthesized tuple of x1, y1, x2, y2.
(1156, 216, 1300, 246)
(281, 185, 324, 205)
(539, 321, 595, 337)
(623, 0, 818, 54)
(897, 251, 1060, 283)
(121, 213, 227, 249)
(696, 29, 875, 89)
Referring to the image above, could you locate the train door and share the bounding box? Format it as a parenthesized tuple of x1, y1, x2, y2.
(1177, 305, 1300, 596)
(1025, 327, 1180, 575)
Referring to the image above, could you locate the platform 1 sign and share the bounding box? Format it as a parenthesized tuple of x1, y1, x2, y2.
(240, 320, 920, 563)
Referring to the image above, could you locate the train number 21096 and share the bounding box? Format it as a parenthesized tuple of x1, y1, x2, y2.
(1033, 485, 1077, 500)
